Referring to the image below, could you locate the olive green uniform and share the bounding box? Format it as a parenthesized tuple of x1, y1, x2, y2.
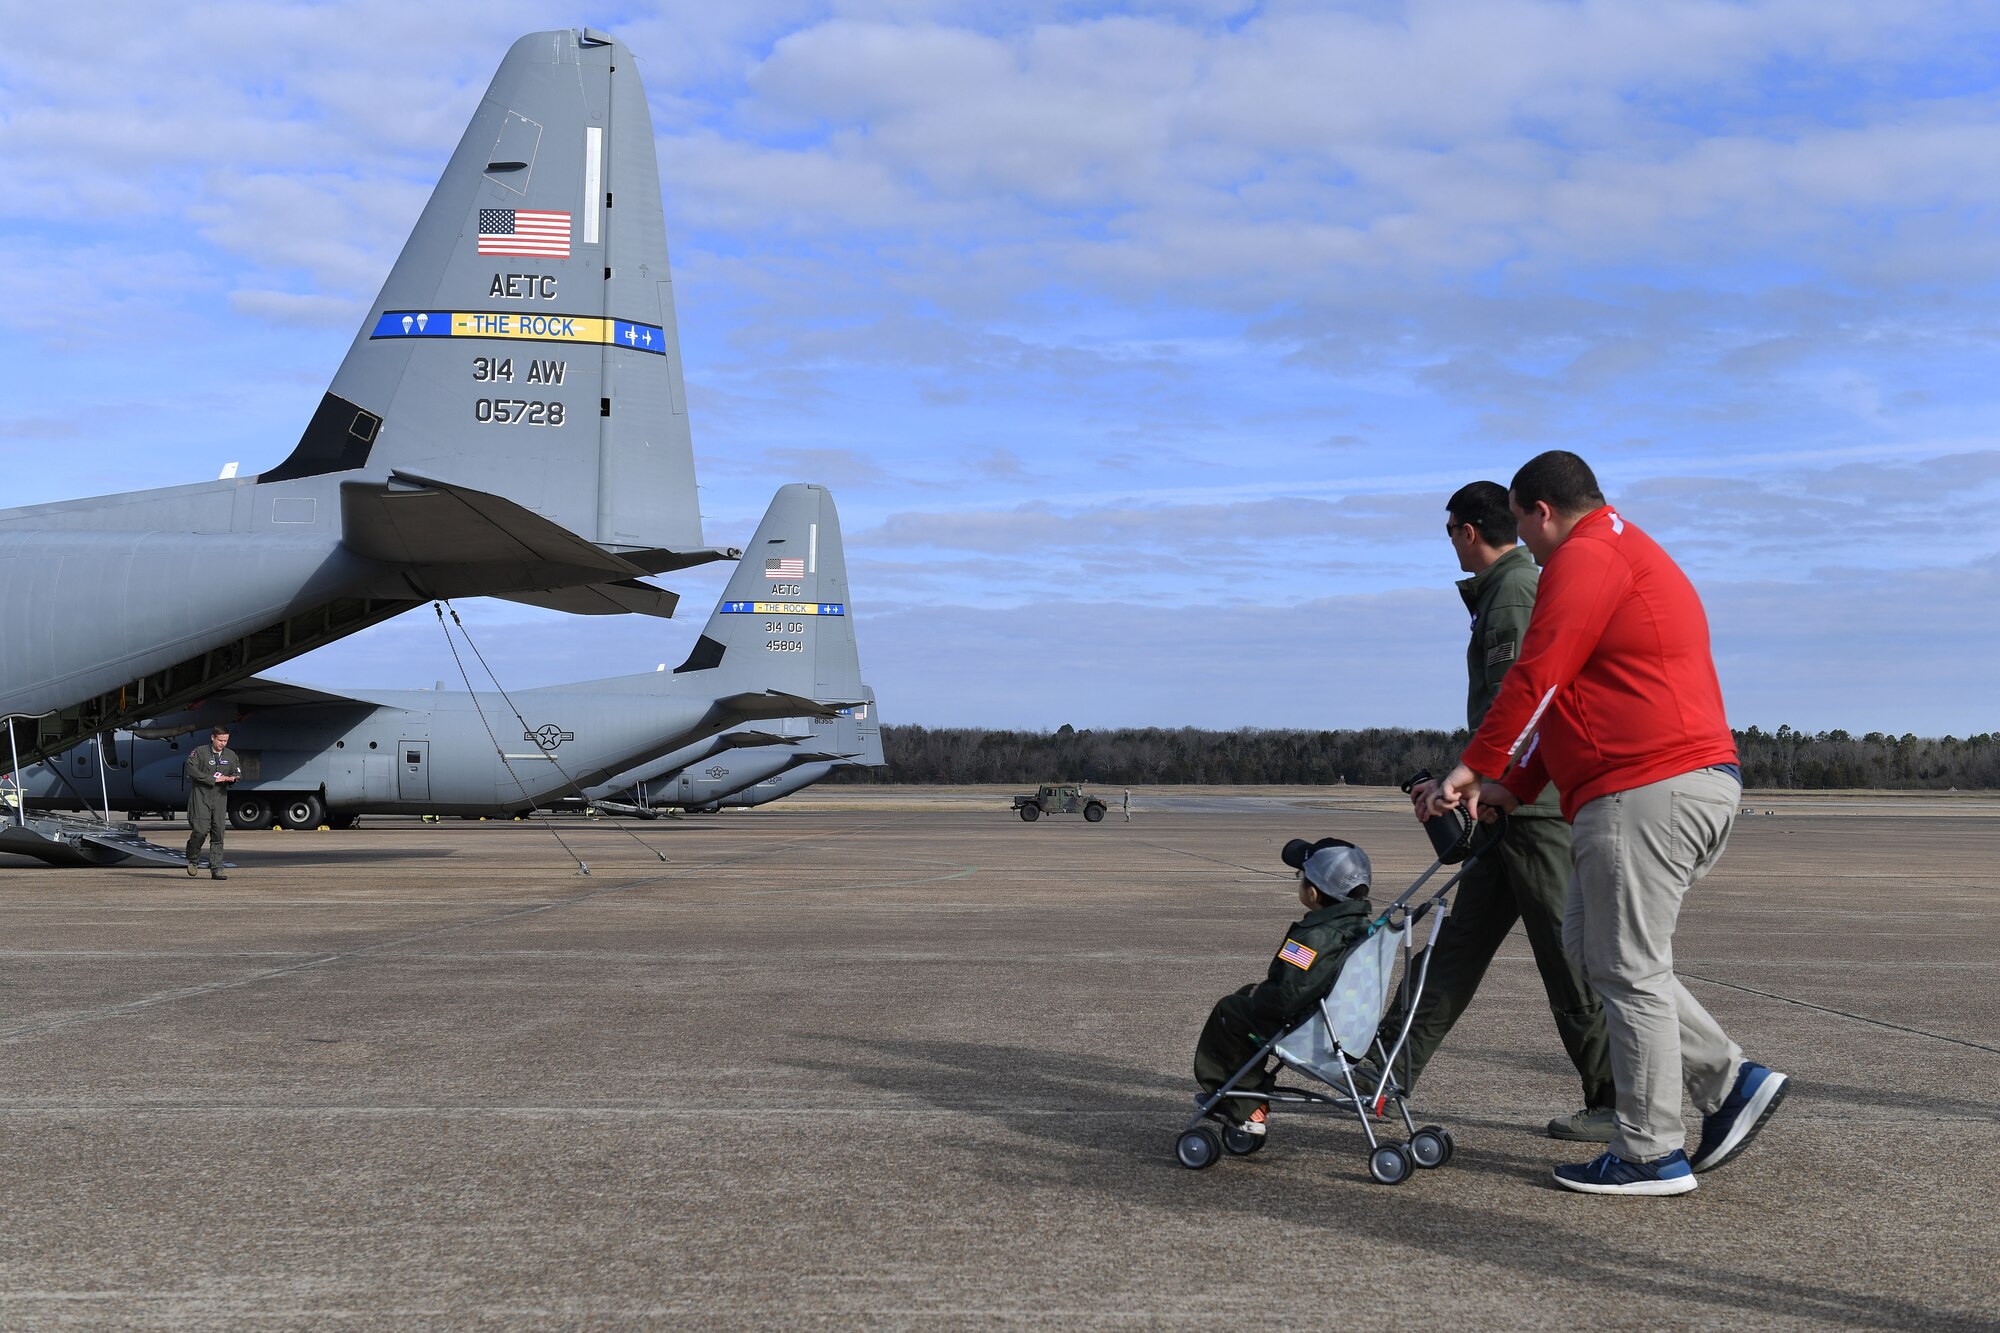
(184, 744, 242, 873)
(1194, 895, 1373, 1122)
(1376, 546, 1614, 1108)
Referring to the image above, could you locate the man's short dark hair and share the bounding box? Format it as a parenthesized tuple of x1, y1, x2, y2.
(1510, 451, 1605, 517)
(1446, 481, 1516, 547)
(210, 726, 231, 737)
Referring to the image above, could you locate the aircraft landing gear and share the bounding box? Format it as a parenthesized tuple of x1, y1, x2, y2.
(227, 795, 272, 830)
(279, 794, 326, 830)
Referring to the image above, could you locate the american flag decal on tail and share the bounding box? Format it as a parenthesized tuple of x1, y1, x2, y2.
(478, 209, 571, 257)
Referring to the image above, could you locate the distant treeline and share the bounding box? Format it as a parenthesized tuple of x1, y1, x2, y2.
(828, 725, 2000, 790)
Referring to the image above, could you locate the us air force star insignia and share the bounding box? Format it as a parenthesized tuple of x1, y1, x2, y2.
(704, 765, 729, 780)
(526, 723, 575, 751)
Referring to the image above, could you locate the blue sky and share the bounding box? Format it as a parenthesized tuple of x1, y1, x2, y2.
(4, 1, 1998, 734)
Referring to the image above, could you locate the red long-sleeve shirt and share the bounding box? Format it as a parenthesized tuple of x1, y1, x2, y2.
(1461, 506, 1737, 820)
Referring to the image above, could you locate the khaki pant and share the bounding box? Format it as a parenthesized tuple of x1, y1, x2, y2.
(1566, 768, 1742, 1161)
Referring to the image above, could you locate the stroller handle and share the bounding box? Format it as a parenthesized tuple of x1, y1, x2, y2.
(1402, 768, 1508, 865)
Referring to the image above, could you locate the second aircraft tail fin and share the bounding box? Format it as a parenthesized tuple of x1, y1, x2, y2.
(672, 484, 864, 715)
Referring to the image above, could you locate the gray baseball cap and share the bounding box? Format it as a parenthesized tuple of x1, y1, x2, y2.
(1302, 843, 1372, 900)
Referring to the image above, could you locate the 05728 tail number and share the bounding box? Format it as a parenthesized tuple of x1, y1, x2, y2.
(474, 398, 566, 426)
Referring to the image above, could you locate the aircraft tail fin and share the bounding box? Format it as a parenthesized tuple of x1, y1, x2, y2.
(852, 686, 885, 768)
(267, 28, 706, 559)
(673, 484, 864, 711)
(795, 687, 881, 762)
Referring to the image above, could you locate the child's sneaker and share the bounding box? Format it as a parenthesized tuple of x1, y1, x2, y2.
(1689, 1062, 1788, 1173)
(1553, 1149, 1697, 1196)
(1237, 1106, 1268, 1139)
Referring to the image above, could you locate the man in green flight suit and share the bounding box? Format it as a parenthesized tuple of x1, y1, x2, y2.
(184, 725, 242, 880)
(1376, 481, 1617, 1141)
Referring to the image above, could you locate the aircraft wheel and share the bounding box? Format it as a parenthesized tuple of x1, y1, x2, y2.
(1368, 1143, 1414, 1185)
(1084, 803, 1106, 822)
(227, 795, 272, 830)
(1175, 1126, 1222, 1170)
(279, 794, 325, 830)
(1019, 805, 1040, 821)
(1410, 1126, 1453, 1169)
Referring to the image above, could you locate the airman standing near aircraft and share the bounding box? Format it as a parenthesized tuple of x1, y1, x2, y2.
(185, 727, 241, 879)
(1380, 483, 1615, 1142)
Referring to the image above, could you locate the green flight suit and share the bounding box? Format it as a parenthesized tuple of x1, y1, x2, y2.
(184, 743, 242, 870)
(1376, 546, 1614, 1108)
(1195, 895, 1373, 1123)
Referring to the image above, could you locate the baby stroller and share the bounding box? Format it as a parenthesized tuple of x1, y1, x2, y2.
(1175, 784, 1506, 1185)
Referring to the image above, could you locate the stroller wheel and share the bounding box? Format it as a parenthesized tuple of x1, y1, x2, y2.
(1223, 1124, 1267, 1156)
(1368, 1142, 1414, 1185)
(1410, 1126, 1453, 1169)
(1176, 1126, 1223, 1170)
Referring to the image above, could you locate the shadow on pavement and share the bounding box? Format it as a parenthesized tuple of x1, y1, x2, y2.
(798, 1034, 1999, 1333)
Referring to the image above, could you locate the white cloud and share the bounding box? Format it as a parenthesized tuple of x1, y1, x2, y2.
(228, 290, 367, 328)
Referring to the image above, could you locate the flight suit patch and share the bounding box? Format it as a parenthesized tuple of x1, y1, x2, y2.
(1486, 641, 1517, 666)
(1277, 939, 1317, 969)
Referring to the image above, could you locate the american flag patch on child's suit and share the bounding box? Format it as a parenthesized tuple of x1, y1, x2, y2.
(1277, 938, 1317, 969)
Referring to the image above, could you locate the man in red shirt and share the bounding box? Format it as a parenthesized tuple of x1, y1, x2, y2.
(1429, 451, 1788, 1196)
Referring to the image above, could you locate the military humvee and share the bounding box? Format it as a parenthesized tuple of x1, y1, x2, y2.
(1013, 783, 1108, 823)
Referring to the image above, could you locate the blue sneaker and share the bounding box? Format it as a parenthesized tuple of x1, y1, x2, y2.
(1689, 1062, 1789, 1174)
(1553, 1149, 1697, 1196)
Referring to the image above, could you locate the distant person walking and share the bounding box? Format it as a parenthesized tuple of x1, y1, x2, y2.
(1386, 482, 1615, 1142)
(1429, 452, 1787, 1196)
(185, 726, 241, 880)
(1122, 789, 1131, 822)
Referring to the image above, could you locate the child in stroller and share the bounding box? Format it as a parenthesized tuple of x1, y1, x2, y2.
(1189, 838, 1375, 1145)
(1179, 805, 1502, 1183)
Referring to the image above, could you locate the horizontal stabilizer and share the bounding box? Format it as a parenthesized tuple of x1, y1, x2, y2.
(500, 579, 680, 619)
(714, 690, 863, 723)
(620, 546, 743, 577)
(342, 472, 642, 576)
(716, 727, 799, 750)
(130, 676, 376, 737)
(182, 676, 366, 710)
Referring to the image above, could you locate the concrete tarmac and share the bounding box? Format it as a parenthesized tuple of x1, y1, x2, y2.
(1, 792, 1995, 1328)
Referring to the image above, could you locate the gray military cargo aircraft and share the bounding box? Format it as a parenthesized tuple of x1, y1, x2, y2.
(0, 29, 727, 862)
(4, 486, 862, 839)
(589, 686, 880, 815)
